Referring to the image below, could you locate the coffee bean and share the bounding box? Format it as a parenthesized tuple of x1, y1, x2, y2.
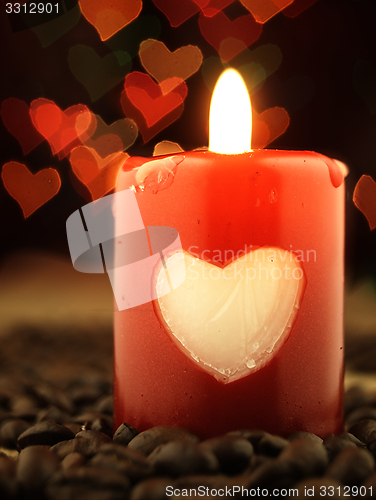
(0, 418, 30, 449)
(45, 466, 130, 500)
(227, 429, 268, 447)
(95, 395, 113, 415)
(113, 422, 139, 446)
(148, 441, 219, 477)
(348, 419, 376, 443)
(17, 420, 75, 449)
(245, 458, 295, 489)
(288, 432, 323, 444)
(325, 446, 375, 485)
(278, 438, 329, 478)
(91, 443, 153, 483)
(128, 426, 199, 456)
(324, 434, 358, 461)
(17, 445, 60, 494)
(37, 405, 71, 425)
(61, 452, 86, 470)
(344, 386, 371, 416)
(257, 434, 288, 457)
(28, 382, 75, 414)
(72, 430, 112, 458)
(346, 406, 376, 426)
(0, 454, 18, 500)
(199, 435, 254, 475)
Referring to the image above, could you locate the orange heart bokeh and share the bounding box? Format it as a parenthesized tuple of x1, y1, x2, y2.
(121, 72, 188, 142)
(139, 39, 203, 83)
(152, 0, 206, 27)
(252, 107, 290, 148)
(1, 98, 44, 155)
(239, 0, 293, 24)
(30, 98, 93, 158)
(2, 162, 61, 218)
(78, 0, 142, 41)
(199, 10, 263, 62)
(70, 145, 129, 201)
(353, 175, 376, 230)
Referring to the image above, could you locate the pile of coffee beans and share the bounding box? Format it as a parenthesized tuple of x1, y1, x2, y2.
(0, 326, 376, 498)
(0, 376, 375, 499)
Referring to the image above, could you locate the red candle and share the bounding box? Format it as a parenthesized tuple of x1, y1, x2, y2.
(113, 70, 345, 438)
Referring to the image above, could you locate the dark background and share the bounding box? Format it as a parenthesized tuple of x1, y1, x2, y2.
(0, 0, 375, 285)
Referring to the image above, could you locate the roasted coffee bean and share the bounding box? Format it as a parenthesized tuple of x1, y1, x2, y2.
(324, 434, 358, 461)
(37, 405, 71, 425)
(277, 438, 328, 478)
(45, 466, 130, 500)
(61, 452, 86, 470)
(257, 434, 288, 457)
(113, 422, 139, 446)
(245, 458, 295, 489)
(28, 382, 75, 414)
(288, 432, 323, 443)
(91, 416, 113, 437)
(51, 431, 112, 461)
(227, 429, 268, 447)
(10, 395, 39, 415)
(69, 385, 104, 407)
(130, 478, 172, 500)
(348, 419, 376, 443)
(95, 395, 113, 415)
(91, 443, 152, 483)
(0, 454, 18, 500)
(344, 386, 371, 416)
(128, 426, 199, 456)
(17, 445, 60, 494)
(346, 406, 376, 426)
(199, 435, 254, 475)
(0, 418, 30, 449)
(64, 423, 82, 435)
(325, 446, 375, 485)
(17, 420, 75, 449)
(148, 441, 219, 477)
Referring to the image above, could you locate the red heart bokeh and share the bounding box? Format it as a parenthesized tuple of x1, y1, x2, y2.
(152, 0, 207, 27)
(121, 72, 188, 142)
(70, 145, 129, 201)
(2, 162, 61, 218)
(1, 98, 44, 155)
(353, 175, 376, 230)
(199, 10, 262, 62)
(30, 98, 94, 158)
(252, 107, 290, 148)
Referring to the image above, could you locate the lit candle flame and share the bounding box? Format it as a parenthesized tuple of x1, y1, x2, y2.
(209, 69, 252, 154)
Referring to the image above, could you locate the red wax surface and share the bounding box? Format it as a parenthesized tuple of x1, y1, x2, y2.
(114, 150, 345, 439)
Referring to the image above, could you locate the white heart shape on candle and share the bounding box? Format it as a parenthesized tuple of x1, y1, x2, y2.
(154, 247, 306, 383)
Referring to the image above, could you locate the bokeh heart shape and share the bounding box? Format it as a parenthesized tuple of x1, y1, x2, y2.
(2, 162, 61, 218)
(199, 10, 263, 62)
(139, 39, 203, 83)
(30, 98, 93, 158)
(353, 175, 376, 230)
(121, 71, 188, 142)
(78, 0, 142, 41)
(70, 145, 129, 201)
(152, 0, 209, 27)
(239, 0, 293, 24)
(79, 114, 138, 157)
(252, 107, 290, 148)
(1, 98, 44, 155)
(68, 45, 132, 102)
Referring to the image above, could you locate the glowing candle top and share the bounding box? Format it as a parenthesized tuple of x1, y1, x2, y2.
(209, 69, 252, 155)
